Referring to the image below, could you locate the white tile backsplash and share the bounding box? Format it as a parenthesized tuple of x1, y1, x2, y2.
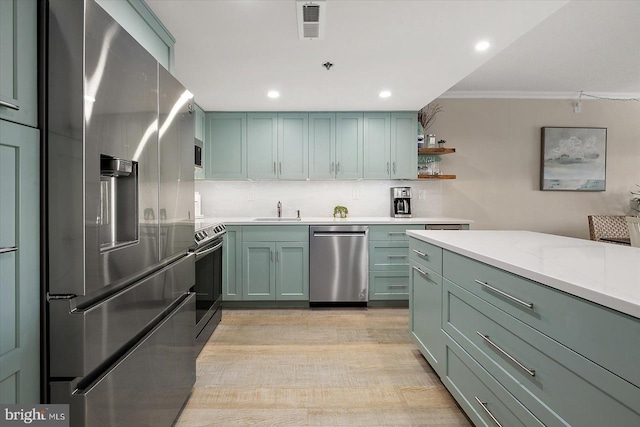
(195, 180, 443, 218)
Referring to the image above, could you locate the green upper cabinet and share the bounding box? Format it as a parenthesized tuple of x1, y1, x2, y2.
(0, 0, 37, 127)
(96, 0, 175, 71)
(205, 112, 247, 179)
(363, 113, 391, 179)
(194, 104, 205, 180)
(335, 113, 364, 179)
(364, 112, 417, 179)
(277, 113, 308, 180)
(247, 113, 278, 179)
(391, 112, 418, 179)
(308, 113, 336, 179)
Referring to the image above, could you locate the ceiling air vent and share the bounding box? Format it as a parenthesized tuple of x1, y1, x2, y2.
(297, 0, 326, 40)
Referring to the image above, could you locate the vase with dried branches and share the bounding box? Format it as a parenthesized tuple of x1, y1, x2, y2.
(418, 102, 443, 135)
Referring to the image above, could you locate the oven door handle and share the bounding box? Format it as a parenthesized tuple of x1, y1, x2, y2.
(195, 241, 223, 260)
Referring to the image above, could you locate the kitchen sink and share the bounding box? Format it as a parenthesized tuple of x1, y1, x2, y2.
(253, 217, 302, 222)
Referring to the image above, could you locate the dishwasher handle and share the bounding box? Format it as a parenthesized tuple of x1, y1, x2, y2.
(312, 231, 367, 237)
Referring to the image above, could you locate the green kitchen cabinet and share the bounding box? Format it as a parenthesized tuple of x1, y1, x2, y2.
(247, 113, 309, 180)
(363, 112, 417, 179)
(222, 226, 242, 300)
(410, 256, 445, 377)
(335, 113, 364, 179)
(242, 226, 309, 301)
(205, 112, 247, 179)
(391, 112, 418, 179)
(194, 104, 205, 180)
(0, 120, 40, 403)
(247, 113, 278, 179)
(277, 113, 309, 180)
(308, 113, 336, 179)
(363, 113, 391, 179)
(0, 0, 37, 127)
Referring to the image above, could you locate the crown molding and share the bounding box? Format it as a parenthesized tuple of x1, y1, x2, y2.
(440, 91, 640, 100)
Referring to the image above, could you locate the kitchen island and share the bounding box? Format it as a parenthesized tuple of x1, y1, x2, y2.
(407, 230, 640, 427)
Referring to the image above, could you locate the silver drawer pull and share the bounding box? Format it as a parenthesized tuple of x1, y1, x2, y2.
(0, 246, 18, 254)
(474, 397, 504, 427)
(474, 280, 533, 309)
(412, 266, 428, 277)
(412, 249, 428, 258)
(388, 284, 408, 288)
(387, 254, 407, 259)
(476, 331, 536, 377)
(388, 232, 405, 235)
(0, 100, 20, 111)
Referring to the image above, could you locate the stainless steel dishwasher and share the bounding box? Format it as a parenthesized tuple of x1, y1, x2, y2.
(309, 225, 369, 304)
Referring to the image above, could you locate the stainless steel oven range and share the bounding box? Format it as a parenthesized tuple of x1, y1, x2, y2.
(192, 221, 226, 354)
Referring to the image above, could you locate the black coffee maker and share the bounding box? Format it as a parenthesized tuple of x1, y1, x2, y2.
(391, 187, 412, 218)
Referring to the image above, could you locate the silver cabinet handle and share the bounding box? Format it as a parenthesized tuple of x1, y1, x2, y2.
(412, 266, 428, 277)
(387, 254, 407, 259)
(388, 232, 405, 235)
(0, 100, 20, 110)
(0, 246, 18, 254)
(336, 162, 341, 172)
(273, 162, 276, 174)
(393, 161, 397, 173)
(330, 161, 335, 173)
(386, 162, 390, 173)
(476, 331, 536, 377)
(388, 284, 408, 288)
(276, 251, 280, 262)
(474, 397, 503, 427)
(412, 249, 428, 258)
(474, 280, 533, 309)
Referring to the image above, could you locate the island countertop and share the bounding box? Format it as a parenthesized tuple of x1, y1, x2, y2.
(202, 216, 474, 226)
(406, 230, 640, 319)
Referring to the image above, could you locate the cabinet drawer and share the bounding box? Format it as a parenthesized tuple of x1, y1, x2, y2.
(369, 225, 424, 241)
(242, 225, 308, 242)
(444, 340, 544, 427)
(369, 272, 409, 300)
(444, 279, 640, 426)
(408, 238, 442, 274)
(443, 250, 640, 388)
(369, 241, 409, 271)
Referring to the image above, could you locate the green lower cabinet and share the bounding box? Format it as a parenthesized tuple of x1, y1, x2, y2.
(275, 242, 309, 300)
(243, 242, 276, 300)
(222, 226, 242, 300)
(242, 240, 309, 301)
(410, 261, 444, 377)
(369, 272, 409, 300)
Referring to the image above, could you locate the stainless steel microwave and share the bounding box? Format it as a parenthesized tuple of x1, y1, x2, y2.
(194, 138, 203, 168)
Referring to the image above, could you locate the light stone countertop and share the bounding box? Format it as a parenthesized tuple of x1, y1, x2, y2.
(200, 216, 474, 226)
(406, 230, 640, 319)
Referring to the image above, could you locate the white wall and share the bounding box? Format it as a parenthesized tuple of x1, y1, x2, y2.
(430, 98, 640, 238)
(195, 179, 447, 219)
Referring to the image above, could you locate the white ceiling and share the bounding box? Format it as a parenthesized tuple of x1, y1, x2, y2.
(145, 0, 639, 111)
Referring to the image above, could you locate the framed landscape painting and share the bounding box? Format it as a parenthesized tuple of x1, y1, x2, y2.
(540, 127, 607, 191)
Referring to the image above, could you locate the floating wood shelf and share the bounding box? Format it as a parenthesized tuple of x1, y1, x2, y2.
(418, 147, 456, 155)
(418, 174, 456, 180)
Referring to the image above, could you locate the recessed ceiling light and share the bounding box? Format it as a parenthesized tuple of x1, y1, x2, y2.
(267, 90, 280, 99)
(379, 90, 391, 98)
(475, 40, 491, 52)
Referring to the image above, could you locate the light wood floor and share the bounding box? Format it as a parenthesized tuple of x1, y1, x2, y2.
(175, 308, 471, 426)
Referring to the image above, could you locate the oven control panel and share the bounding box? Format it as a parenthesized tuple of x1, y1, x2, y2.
(194, 223, 226, 247)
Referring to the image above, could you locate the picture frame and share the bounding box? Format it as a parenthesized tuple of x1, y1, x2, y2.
(540, 127, 607, 191)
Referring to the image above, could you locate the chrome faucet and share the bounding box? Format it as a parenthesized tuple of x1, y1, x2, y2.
(277, 201, 282, 218)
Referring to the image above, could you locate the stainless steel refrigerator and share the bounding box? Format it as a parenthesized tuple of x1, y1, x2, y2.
(45, 1, 195, 425)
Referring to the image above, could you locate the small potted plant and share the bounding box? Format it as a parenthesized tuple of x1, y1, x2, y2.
(437, 139, 446, 148)
(333, 205, 348, 219)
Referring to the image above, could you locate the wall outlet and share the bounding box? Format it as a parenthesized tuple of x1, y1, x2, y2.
(352, 188, 360, 200)
(419, 190, 426, 200)
(248, 190, 255, 201)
